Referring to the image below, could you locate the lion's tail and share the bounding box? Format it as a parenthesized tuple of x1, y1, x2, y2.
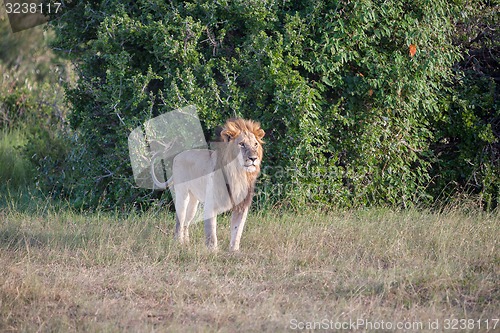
(150, 155, 173, 190)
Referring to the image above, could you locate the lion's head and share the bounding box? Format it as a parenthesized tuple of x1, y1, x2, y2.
(219, 118, 265, 174)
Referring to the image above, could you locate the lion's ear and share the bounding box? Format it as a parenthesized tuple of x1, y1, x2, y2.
(221, 128, 238, 142)
(221, 120, 241, 142)
(254, 128, 265, 141)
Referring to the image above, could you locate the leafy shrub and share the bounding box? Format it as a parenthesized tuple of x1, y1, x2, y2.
(430, 1, 499, 210)
(47, 0, 496, 209)
(0, 129, 33, 187)
(0, 13, 72, 193)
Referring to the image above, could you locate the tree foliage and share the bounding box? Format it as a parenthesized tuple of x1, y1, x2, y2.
(0, 9, 71, 192)
(430, 1, 499, 210)
(46, 0, 498, 209)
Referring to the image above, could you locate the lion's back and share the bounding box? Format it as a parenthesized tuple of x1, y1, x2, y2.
(172, 149, 215, 183)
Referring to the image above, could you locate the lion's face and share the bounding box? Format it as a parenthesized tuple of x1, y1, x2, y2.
(220, 119, 265, 174)
(234, 132, 262, 173)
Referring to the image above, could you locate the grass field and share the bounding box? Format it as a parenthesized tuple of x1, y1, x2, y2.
(0, 202, 498, 332)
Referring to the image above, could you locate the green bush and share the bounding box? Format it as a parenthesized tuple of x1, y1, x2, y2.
(0, 78, 72, 197)
(0, 129, 33, 187)
(430, 1, 499, 210)
(47, 0, 497, 209)
(0, 11, 72, 194)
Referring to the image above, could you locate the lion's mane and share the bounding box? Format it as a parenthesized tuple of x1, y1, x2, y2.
(215, 118, 265, 213)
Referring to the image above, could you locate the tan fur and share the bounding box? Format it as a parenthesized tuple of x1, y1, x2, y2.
(151, 118, 265, 251)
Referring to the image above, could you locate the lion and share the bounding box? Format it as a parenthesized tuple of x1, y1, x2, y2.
(151, 118, 265, 251)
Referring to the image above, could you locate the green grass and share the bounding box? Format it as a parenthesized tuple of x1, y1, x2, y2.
(0, 128, 34, 188)
(0, 203, 498, 332)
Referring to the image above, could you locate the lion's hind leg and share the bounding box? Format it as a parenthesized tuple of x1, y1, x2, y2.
(182, 195, 199, 244)
(174, 189, 198, 244)
(174, 186, 191, 244)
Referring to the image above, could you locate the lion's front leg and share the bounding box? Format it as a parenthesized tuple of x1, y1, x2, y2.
(204, 214, 217, 250)
(203, 173, 219, 250)
(230, 206, 249, 252)
(203, 197, 217, 250)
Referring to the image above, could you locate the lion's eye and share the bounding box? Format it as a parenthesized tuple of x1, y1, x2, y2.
(239, 142, 245, 148)
(254, 142, 258, 147)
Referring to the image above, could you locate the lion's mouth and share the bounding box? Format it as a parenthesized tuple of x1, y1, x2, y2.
(244, 163, 257, 172)
(245, 166, 257, 172)
(242, 157, 259, 172)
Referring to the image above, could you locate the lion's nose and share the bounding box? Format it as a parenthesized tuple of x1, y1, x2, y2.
(248, 156, 257, 163)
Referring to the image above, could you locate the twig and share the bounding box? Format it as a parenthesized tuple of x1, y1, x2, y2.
(155, 225, 170, 237)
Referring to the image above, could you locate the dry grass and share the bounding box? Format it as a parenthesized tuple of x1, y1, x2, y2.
(0, 206, 498, 332)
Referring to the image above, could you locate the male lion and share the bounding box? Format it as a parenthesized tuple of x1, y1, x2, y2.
(151, 118, 265, 251)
